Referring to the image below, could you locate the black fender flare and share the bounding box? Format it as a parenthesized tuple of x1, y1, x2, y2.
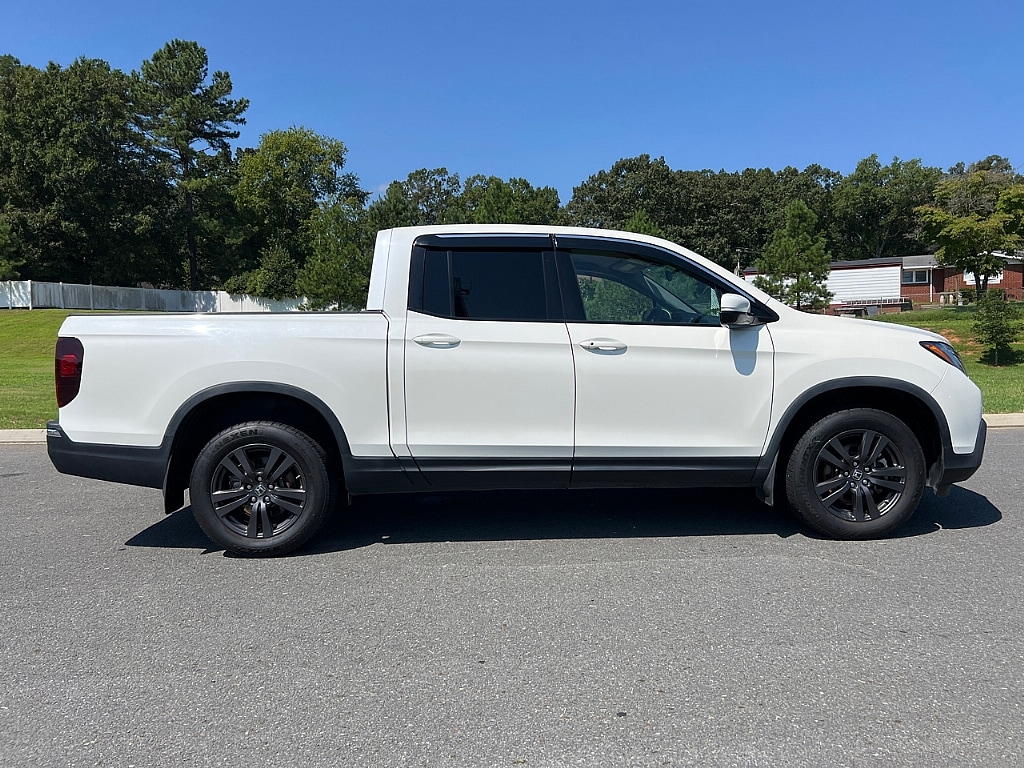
(754, 376, 950, 501)
(163, 381, 355, 461)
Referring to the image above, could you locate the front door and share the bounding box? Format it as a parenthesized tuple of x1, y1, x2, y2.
(558, 240, 775, 486)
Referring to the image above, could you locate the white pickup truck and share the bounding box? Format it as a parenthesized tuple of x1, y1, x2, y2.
(48, 225, 986, 555)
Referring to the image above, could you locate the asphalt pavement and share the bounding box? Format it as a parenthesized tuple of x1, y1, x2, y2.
(2, 429, 1023, 767)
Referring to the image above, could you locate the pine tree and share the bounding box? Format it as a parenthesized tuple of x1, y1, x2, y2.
(753, 200, 833, 311)
(133, 40, 248, 289)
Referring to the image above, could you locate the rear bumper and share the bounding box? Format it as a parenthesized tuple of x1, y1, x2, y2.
(929, 418, 986, 496)
(47, 421, 167, 489)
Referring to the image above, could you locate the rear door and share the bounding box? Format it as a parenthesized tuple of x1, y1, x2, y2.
(401, 235, 575, 488)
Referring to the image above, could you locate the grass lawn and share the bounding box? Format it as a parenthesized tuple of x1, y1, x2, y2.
(0, 310, 73, 429)
(1, 305, 1022, 431)
(870, 306, 1024, 414)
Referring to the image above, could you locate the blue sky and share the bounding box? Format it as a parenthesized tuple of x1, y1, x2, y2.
(5, 0, 1023, 202)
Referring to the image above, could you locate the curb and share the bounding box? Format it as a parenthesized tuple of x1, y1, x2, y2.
(981, 413, 1024, 428)
(3, 415, 1024, 445)
(1, 429, 48, 444)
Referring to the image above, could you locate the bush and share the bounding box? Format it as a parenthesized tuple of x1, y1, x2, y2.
(974, 290, 1021, 365)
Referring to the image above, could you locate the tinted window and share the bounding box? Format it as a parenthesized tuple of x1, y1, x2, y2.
(576, 274, 654, 322)
(422, 250, 452, 315)
(569, 250, 722, 325)
(420, 249, 550, 321)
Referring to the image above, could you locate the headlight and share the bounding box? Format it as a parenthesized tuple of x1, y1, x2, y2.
(920, 340, 966, 374)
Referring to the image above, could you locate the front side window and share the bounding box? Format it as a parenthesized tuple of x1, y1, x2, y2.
(569, 251, 723, 325)
(416, 248, 552, 321)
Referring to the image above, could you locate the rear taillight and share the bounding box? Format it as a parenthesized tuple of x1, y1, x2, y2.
(55, 337, 84, 408)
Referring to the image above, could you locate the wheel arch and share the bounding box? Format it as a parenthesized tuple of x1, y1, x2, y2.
(758, 377, 949, 499)
(161, 383, 353, 514)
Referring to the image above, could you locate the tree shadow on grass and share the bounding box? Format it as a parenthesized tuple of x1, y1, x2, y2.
(978, 346, 1024, 366)
(125, 484, 1002, 556)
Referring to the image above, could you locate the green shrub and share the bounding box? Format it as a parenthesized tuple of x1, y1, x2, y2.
(974, 290, 1021, 365)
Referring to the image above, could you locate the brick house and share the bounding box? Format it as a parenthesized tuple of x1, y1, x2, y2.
(744, 253, 1024, 314)
(900, 253, 1023, 305)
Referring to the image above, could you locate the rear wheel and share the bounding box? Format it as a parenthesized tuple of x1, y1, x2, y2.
(189, 421, 335, 556)
(785, 409, 925, 539)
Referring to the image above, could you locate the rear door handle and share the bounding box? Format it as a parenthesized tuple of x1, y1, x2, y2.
(413, 333, 461, 348)
(579, 338, 627, 352)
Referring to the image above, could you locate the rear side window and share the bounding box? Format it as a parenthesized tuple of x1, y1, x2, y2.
(414, 248, 555, 321)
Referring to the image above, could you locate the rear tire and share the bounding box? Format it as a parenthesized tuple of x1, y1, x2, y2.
(785, 409, 925, 539)
(189, 421, 335, 556)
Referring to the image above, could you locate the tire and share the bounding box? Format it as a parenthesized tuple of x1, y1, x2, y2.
(785, 409, 925, 539)
(189, 421, 335, 557)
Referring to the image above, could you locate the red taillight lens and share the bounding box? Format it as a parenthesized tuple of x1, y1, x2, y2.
(55, 337, 84, 408)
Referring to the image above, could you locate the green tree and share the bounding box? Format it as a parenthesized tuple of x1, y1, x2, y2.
(917, 207, 1015, 296)
(0, 55, 171, 284)
(622, 208, 666, 238)
(295, 198, 371, 309)
(0, 219, 23, 279)
(566, 155, 725, 259)
(363, 167, 465, 231)
(917, 165, 1022, 297)
(364, 181, 419, 232)
(235, 127, 366, 264)
(973, 290, 1021, 365)
(366, 171, 559, 232)
(222, 238, 297, 300)
(565, 155, 680, 233)
(831, 155, 941, 260)
(754, 200, 833, 311)
(133, 40, 248, 288)
(726, 165, 839, 262)
(185, 148, 252, 289)
(566, 156, 841, 268)
(460, 175, 560, 224)
(940, 155, 1020, 215)
(402, 167, 464, 224)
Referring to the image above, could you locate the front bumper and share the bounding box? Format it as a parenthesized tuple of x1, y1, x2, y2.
(929, 418, 987, 496)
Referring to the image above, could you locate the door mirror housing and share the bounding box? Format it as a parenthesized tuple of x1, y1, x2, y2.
(720, 293, 755, 328)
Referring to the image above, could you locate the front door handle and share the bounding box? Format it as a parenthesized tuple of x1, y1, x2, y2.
(579, 338, 627, 352)
(413, 333, 461, 348)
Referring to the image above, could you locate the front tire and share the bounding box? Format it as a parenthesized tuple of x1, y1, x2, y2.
(189, 421, 335, 556)
(785, 409, 925, 539)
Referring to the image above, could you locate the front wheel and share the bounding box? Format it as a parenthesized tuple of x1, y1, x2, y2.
(189, 421, 335, 556)
(785, 409, 925, 539)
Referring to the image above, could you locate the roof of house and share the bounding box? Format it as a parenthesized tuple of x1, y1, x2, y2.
(742, 251, 1022, 277)
(903, 254, 939, 269)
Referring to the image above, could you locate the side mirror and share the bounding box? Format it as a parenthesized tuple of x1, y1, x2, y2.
(720, 293, 755, 328)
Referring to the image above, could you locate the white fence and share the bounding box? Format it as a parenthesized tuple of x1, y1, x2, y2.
(0, 280, 303, 313)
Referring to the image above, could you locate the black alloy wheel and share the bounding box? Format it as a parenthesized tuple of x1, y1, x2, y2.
(785, 409, 925, 539)
(190, 421, 334, 556)
(811, 428, 908, 522)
